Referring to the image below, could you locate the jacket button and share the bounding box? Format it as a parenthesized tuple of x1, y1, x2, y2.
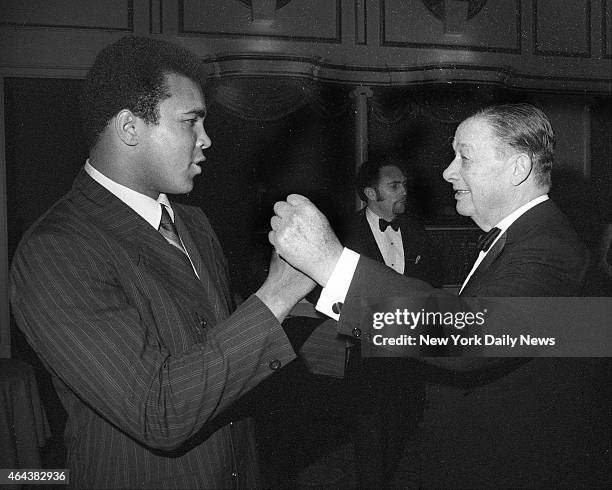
(269, 359, 281, 371)
(352, 327, 361, 338)
(199, 317, 207, 328)
(332, 302, 343, 314)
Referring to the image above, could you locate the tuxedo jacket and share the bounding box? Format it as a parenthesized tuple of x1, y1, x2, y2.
(334, 199, 599, 487)
(9, 170, 296, 489)
(342, 209, 439, 285)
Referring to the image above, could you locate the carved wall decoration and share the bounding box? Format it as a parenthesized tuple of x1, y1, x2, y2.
(422, 0, 488, 21)
(381, 0, 520, 52)
(179, 0, 341, 43)
(236, 0, 293, 22)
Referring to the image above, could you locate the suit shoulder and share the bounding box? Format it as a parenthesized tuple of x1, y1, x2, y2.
(17, 191, 92, 244)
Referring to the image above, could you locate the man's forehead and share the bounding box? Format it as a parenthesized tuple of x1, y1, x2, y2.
(453, 119, 494, 150)
(379, 165, 405, 179)
(164, 73, 205, 103)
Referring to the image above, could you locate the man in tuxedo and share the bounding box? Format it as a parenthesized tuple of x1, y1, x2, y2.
(341, 158, 439, 487)
(9, 36, 314, 489)
(270, 104, 601, 487)
(346, 158, 437, 284)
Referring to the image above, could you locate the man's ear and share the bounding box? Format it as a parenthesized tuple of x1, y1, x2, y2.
(364, 186, 377, 201)
(114, 110, 139, 146)
(510, 153, 532, 186)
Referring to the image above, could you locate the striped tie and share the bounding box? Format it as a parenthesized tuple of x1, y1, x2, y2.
(158, 205, 190, 258)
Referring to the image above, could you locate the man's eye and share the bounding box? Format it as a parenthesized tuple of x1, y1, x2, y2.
(186, 119, 197, 126)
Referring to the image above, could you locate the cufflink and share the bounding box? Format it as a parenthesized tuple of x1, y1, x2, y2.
(268, 359, 281, 371)
(332, 302, 343, 315)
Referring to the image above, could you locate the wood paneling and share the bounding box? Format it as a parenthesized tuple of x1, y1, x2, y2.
(604, 0, 612, 58)
(534, 0, 590, 57)
(354, 0, 367, 45)
(0, 0, 134, 31)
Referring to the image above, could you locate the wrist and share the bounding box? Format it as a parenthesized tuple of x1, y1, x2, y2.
(314, 244, 344, 286)
(255, 285, 294, 323)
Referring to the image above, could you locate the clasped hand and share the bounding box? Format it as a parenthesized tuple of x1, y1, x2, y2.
(269, 194, 344, 286)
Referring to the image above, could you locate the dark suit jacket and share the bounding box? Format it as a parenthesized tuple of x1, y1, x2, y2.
(334, 199, 602, 487)
(9, 170, 296, 489)
(339, 199, 587, 317)
(342, 209, 439, 285)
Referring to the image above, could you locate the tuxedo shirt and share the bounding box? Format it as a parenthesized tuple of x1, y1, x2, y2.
(364, 207, 405, 273)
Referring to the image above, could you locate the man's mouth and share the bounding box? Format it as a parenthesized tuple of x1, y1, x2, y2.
(454, 189, 471, 197)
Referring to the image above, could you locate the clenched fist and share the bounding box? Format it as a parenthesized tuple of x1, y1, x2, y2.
(269, 194, 344, 286)
(255, 251, 316, 322)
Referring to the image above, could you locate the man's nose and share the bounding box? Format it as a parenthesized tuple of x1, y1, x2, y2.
(443, 157, 458, 182)
(198, 127, 212, 150)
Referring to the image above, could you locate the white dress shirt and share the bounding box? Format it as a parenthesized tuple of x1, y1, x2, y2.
(365, 208, 405, 274)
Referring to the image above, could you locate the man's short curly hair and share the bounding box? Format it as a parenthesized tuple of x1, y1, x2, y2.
(80, 35, 207, 150)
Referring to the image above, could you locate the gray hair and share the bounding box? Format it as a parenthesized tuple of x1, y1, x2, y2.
(472, 103, 554, 188)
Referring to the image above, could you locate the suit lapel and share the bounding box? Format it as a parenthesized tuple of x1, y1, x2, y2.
(462, 232, 507, 294)
(174, 209, 230, 320)
(356, 212, 385, 263)
(71, 170, 213, 315)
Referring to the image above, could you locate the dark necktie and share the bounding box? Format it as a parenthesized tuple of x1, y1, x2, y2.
(379, 218, 400, 232)
(158, 205, 190, 258)
(477, 227, 501, 252)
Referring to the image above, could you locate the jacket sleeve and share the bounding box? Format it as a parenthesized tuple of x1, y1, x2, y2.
(9, 229, 296, 451)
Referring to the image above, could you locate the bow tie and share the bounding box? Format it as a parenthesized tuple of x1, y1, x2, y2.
(379, 218, 400, 232)
(477, 227, 501, 252)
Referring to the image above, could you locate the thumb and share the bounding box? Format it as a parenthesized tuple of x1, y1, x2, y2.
(286, 194, 310, 206)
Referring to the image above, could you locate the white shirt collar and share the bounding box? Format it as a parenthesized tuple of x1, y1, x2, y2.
(84, 160, 173, 229)
(493, 194, 549, 235)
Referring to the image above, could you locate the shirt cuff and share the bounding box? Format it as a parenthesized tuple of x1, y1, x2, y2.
(315, 248, 360, 320)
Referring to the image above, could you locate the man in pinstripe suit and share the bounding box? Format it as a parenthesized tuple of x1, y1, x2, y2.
(9, 36, 314, 489)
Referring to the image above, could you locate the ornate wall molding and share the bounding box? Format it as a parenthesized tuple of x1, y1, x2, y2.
(204, 53, 611, 94)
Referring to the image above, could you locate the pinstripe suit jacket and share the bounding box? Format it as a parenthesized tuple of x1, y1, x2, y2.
(9, 170, 296, 489)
